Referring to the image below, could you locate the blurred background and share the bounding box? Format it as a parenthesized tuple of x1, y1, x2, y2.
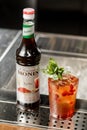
(0, 0, 87, 36)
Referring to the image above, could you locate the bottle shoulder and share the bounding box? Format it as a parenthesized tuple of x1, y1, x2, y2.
(16, 45, 41, 58)
(16, 44, 41, 66)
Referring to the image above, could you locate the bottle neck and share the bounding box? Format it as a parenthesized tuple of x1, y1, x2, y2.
(22, 19, 35, 39)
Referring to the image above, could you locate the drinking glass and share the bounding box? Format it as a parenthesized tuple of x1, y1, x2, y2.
(48, 74, 79, 120)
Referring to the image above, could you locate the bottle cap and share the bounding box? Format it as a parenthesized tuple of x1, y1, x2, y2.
(23, 8, 35, 20)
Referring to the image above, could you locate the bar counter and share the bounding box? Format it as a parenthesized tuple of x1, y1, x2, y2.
(0, 28, 87, 100)
(0, 28, 87, 130)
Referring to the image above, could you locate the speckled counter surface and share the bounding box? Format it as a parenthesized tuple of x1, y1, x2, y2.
(0, 29, 87, 101)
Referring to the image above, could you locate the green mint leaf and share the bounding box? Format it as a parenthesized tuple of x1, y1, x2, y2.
(43, 58, 64, 80)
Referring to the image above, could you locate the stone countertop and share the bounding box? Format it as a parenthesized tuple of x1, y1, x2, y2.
(36, 32, 87, 56)
(0, 29, 87, 101)
(0, 29, 19, 58)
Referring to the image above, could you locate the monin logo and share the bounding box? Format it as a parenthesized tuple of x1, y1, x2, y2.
(24, 29, 31, 33)
(18, 69, 38, 77)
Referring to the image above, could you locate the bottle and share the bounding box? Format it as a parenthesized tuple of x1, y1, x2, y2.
(16, 8, 41, 110)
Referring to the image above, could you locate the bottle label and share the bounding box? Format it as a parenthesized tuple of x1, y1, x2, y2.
(23, 22, 34, 39)
(16, 63, 40, 104)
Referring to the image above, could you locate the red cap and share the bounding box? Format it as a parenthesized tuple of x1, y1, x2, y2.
(23, 8, 35, 15)
(23, 8, 35, 20)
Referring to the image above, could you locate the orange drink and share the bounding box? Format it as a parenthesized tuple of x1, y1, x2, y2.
(48, 74, 79, 120)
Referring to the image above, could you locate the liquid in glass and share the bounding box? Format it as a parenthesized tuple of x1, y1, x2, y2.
(48, 74, 79, 120)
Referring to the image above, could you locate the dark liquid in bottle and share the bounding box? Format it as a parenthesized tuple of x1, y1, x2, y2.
(17, 100, 40, 110)
(16, 37, 41, 110)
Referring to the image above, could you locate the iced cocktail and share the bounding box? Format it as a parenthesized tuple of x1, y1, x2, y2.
(48, 74, 79, 119)
(43, 58, 79, 120)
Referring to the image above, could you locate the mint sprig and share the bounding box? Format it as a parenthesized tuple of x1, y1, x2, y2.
(43, 58, 64, 80)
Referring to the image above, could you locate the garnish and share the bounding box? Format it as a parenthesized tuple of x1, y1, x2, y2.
(43, 58, 64, 80)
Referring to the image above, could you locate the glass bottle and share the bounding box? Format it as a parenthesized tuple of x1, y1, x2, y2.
(16, 8, 41, 110)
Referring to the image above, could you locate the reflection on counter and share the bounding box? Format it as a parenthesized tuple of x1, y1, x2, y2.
(48, 116, 74, 130)
(0, 96, 86, 129)
(17, 108, 40, 126)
